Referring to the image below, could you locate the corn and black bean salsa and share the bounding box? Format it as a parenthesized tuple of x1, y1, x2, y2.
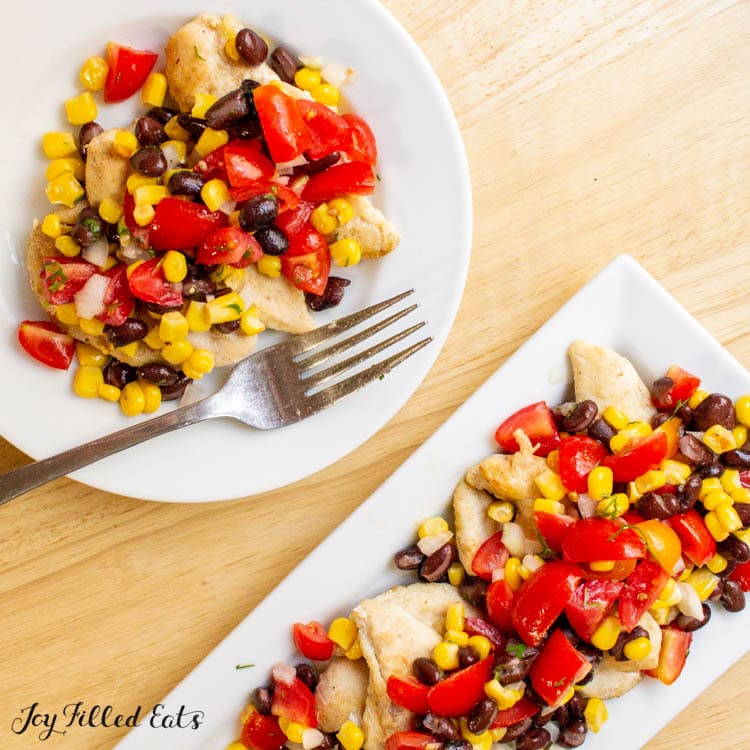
(232, 353, 750, 750)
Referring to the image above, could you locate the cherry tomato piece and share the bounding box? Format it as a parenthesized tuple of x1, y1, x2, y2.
(301, 162, 376, 203)
(224, 140, 275, 187)
(254, 85, 312, 163)
(296, 100, 350, 160)
(667, 510, 716, 567)
(196, 227, 263, 267)
(600, 430, 669, 483)
(731, 560, 750, 591)
(292, 621, 334, 661)
(17, 321, 75, 370)
(471, 532, 509, 581)
(464, 616, 506, 648)
(529, 628, 592, 707)
(385, 732, 441, 750)
(618, 560, 669, 632)
(240, 712, 287, 750)
(558, 435, 608, 493)
(104, 43, 158, 103)
(386, 675, 430, 714)
(565, 578, 624, 642)
(41, 257, 97, 305)
(148, 197, 228, 252)
(99, 264, 136, 327)
(485, 579, 515, 633)
(636, 519, 682, 572)
(341, 114, 378, 165)
(490, 696, 540, 728)
(494, 401, 560, 457)
(280, 225, 331, 296)
(127, 257, 183, 307)
(271, 676, 317, 727)
(652, 365, 701, 410)
(644, 626, 692, 685)
(427, 656, 493, 717)
(562, 518, 647, 563)
(534, 511, 575, 553)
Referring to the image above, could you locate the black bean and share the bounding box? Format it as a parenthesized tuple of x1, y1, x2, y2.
(137, 363, 180, 387)
(182, 274, 217, 302)
(493, 654, 533, 685)
(721, 580, 746, 612)
(255, 225, 289, 256)
(103, 361, 136, 390)
(676, 403, 694, 427)
(105, 319, 149, 348)
(205, 88, 250, 130)
(317, 734, 336, 750)
(458, 646, 480, 669)
(498, 718, 530, 742)
(176, 113, 207, 139)
(678, 475, 702, 511)
(558, 719, 587, 748)
(459, 577, 488, 609)
(236, 28, 269, 65)
(294, 151, 342, 176)
(678, 433, 715, 466)
(72, 211, 104, 246)
(422, 713, 459, 741)
(652, 377, 674, 405)
(394, 544, 425, 571)
(709, 578, 726, 601)
(676, 603, 712, 632)
(651, 412, 670, 428)
(735, 503, 750, 528)
(143, 300, 183, 315)
(269, 46, 300, 83)
(239, 194, 278, 232)
(168, 170, 205, 197)
(563, 400, 598, 432)
(160, 373, 192, 401)
(567, 692, 587, 723)
(78, 121, 104, 159)
(214, 320, 241, 334)
(718, 536, 750, 562)
(252, 686, 273, 715)
(146, 106, 178, 124)
(722, 449, 750, 469)
(637, 490, 681, 520)
(516, 727, 551, 750)
(445, 741, 470, 750)
(228, 117, 263, 140)
(130, 146, 167, 177)
(413, 657, 443, 686)
(697, 462, 724, 478)
(693, 393, 736, 431)
(465, 698, 497, 735)
(420, 544, 455, 582)
(295, 663, 318, 692)
(135, 116, 166, 146)
(306, 277, 351, 312)
(587, 418, 616, 444)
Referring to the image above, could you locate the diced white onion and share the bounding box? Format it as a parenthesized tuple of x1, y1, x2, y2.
(162, 141, 186, 170)
(276, 154, 308, 176)
(81, 240, 110, 268)
(219, 200, 237, 216)
(417, 530, 453, 557)
(501, 522, 526, 558)
(321, 61, 355, 88)
(271, 662, 296, 686)
(544, 721, 560, 744)
(120, 244, 152, 262)
(523, 535, 543, 556)
(299, 55, 324, 70)
(671, 556, 686, 577)
(491, 566, 505, 582)
(676, 582, 703, 620)
(302, 728, 325, 749)
(577, 493, 599, 519)
(74, 274, 109, 320)
(522, 554, 544, 574)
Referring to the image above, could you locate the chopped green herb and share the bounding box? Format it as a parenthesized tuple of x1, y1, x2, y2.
(505, 642, 527, 658)
(536, 530, 555, 561)
(227, 303, 243, 315)
(235, 663, 255, 670)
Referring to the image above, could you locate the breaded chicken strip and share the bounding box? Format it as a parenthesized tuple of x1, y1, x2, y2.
(316, 658, 369, 733)
(84, 130, 131, 207)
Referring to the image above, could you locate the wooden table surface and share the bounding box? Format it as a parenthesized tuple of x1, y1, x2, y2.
(2, 1, 749, 748)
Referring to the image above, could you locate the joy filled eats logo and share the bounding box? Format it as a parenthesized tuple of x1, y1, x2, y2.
(11, 702, 205, 741)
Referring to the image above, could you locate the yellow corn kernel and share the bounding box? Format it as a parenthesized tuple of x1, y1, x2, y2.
(546, 449, 560, 472)
(195, 127, 230, 157)
(735, 528, 750, 548)
(295, 67, 322, 91)
(634, 470, 666, 494)
(161, 340, 194, 366)
(328, 197, 355, 225)
(535, 468, 567, 501)
(73, 366, 104, 398)
(533, 497, 566, 515)
(201, 178, 232, 212)
(102, 255, 118, 271)
(459, 722, 492, 750)
(345, 637, 362, 660)
(228, 209, 241, 227)
(189, 349, 215, 376)
(113, 130, 139, 158)
(257, 254, 282, 278)
(596, 493, 629, 520)
(732, 487, 750, 505)
(467, 635, 492, 660)
(64, 91, 98, 125)
(484, 679, 524, 710)
(704, 511, 730, 541)
(445, 629, 469, 647)
(311, 203, 339, 235)
(707, 553, 728, 574)
(330, 238, 362, 267)
(239, 306, 266, 336)
(126, 173, 159, 195)
(140, 382, 162, 414)
(98, 198, 123, 225)
(609, 432, 631, 453)
(448, 562, 465, 587)
(164, 116, 191, 142)
(134, 184, 169, 207)
(239, 701, 256, 726)
(206, 293, 245, 324)
(661, 459, 692, 485)
(79, 318, 105, 336)
(703, 424, 736, 454)
(42, 131, 77, 159)
(46, 172, 85, 208)
(141, 328, 163, 353)
(54, 235, 81, 257)
(584, 697, 608, 733)
(161, 140, 188, 167)
(703, 488, 733, 511)
(419, 517, 450, 538)
(658, 577, 677, 602)
(328, 617, 357, 650)
(445, 602, 465, 633)
(589, 560, 616, 572)
(733, 425, 748, 449)
(622, 635, 651, 661)
(79, 55, 108, 90)
(700, 477, 723, 499)
(432, 640, 459, 671)
(142, 72, 168, 107)
(76, 342, 108, 367)
(504, 557, 523, 591)
(679, 564, 695, 582)
(519, 558, 541, 579)
(591, 616, 621, 651)
(603, 406, 629, 431)
(98, 383, 121, 402)
(54, 302, 79, 326)
(716, 502, 742, 533)
(119, 381, 146, 417)
(159, 250, 187, 284)
(224, 36, 240, 61)
(650, 605, 677, 625)
(336, 721, 364, 750)
(686, 567, 720, 601)
(489, 727, 507, 743)
(736, 395, 750, 427)
(181, 362, 204, 381)
(192, 93, 218, 119)
(41, 213, 62, 238)
(688, 389, 709, 409)
(45, 157, 85, 181)
(133, 203, 155, 227)
(311, 83, 340, 106)
(116, 341, 139, 358)
(283, 721, 306, 744)
(488, 500, 515, 524)
(587, 466, 614, 501)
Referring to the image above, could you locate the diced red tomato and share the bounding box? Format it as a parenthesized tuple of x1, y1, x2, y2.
(231, 183, 300, 214)
(601, 430, 669, 483)
(17, 321, 75, 370)
(740, 471, 750, 488)
(223, 140, 275, 187)
(254, 85, 312, 163)
(240, 712, 286, 750)
(656, 417, 682, 459)
(490, 696, 539, 728)
(280, 224, 331, 296)
(730, 560, 750, 591)
(196, 227, 263, 267)
(292, 621, 334, 661)
(297, 100, 350, 160)
(148, 198, 228, 252)
(41, 257, 97, 305)
(562, 518, 647, 563)
(104, 43, 158, 103)
(529, 628, 592, 707)
(652, 365, 701, 410)
(385, 732, 441, 750)
(464, 616, 506, 648)
(122, 192, 150, 248)
(471, 532, 509, 581)
(618, 560, 669, 632)
(558, 435, 608, 493)
(386, 675, 430, 714)
(427, 656, 493, 717)
(194, 146, 228, 181)
(494, 401, 560, 457)
(98, 264, 135, 327)
(127, 257, 183, 307)
(580, 559, 637, 581)
(667, 510, 716, 567)
(485, 579, 515, 633)
(274, 202, 315, 237)
(636, 519, 682, 572)
(644, 626, 692, 685)
(271, 676, 317, 728)
(341, 114, 378, 165)
(510, 561, 582, 646)
(565, 578, 624, 641)
(534, 511, 575, 553)
(301, 161, 376, 203)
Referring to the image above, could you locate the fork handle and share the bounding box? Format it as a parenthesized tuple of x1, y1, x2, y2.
(0, 395, 221, 506)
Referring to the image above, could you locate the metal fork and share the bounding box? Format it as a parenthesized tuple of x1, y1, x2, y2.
(0, 290, 429, 505)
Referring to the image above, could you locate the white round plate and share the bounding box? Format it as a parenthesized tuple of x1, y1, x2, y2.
(0, 0, 471, 502)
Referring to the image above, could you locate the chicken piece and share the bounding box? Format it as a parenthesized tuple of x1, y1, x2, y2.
(579, 661, 642, 700)
(315, 658, 369, 733)
(568, 340, 656, 424)
(338, 195, 401, 259)
(165, 13, 279, 111)
(240, 266, 315, 334)
(453, 479, 499, 573)
(84, 130, 130, 207)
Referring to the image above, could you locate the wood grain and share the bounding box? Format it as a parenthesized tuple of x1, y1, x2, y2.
(1, 1, 749, 748)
